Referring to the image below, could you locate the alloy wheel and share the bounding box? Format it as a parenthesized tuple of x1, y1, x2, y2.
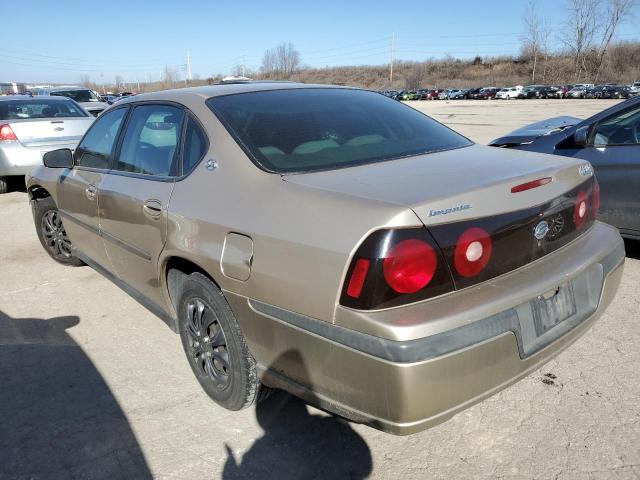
(41, 210, 73, 259)
(185, 297, 231, 388)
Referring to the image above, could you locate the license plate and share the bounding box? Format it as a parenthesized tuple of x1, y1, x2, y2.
(532, 282, 577, 336)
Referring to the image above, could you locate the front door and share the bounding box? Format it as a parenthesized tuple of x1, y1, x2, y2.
(58, 107, 128, 270)
(575, 103, 640, 236)
(99, 104, 184, 305)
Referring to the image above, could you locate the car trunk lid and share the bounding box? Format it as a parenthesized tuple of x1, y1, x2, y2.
(6, 117, 94, 147)
(283, 144, 591, 226)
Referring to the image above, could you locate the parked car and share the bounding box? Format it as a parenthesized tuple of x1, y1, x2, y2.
(463, 87, 483, 99)
(490, 96, 640, 240)
(449, 89, 471, 100)
(423, 89, 442, 100)
(518, 85, 555, 99)
(474, 87, 500, 100)
(551, 85, 574, 99)
(567, 84, 593, 99)
(438, 89, 462, 100)
(599, 85, 631, 99)
(496, 87, 521, 100)
(36, 87, 109, 116)
(629, 82, 640, 97)
(27, 83, 623, 435)
(0, 96, 94, 193)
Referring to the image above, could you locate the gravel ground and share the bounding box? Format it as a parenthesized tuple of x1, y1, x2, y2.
(0, 99, 638, 480)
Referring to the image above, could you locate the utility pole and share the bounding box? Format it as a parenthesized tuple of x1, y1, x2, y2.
(186, 52, 192, 83)
(389, 32, 395, 86)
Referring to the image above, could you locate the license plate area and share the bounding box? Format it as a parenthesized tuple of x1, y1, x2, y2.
(515, 262, 603, 358)
(532, 283, 576, 336)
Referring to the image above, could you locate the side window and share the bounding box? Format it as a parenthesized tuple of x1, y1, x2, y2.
(592, 105, 640, 146)
(76, 108, 126, 169)
(182, 116, 208, 174)
(115, 104, 184, 176)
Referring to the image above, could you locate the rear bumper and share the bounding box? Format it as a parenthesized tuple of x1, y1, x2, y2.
(226, 221, 624, 435)
(0, 143, 74, 176)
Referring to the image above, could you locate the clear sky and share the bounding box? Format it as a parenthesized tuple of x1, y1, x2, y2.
(2, 0, 639, 85)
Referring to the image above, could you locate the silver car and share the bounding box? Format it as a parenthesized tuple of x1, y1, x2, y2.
(0, 96, 94, 193)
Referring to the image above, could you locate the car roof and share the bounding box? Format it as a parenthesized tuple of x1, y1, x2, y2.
(0, 95, 75, 102)
(113, 82, 348, 106)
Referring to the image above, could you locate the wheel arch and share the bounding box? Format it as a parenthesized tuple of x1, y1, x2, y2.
(163, 255, 223, 319)
(27, 184, 52, 202)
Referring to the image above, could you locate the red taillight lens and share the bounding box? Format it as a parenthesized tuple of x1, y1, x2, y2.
(346, 258, 370, 298)
(573, 191, 590, 229)
(340, 228, 455, 310)
(0, 124, 17, 141)
(383, 239, 437, 294)
(511, 177, 552, 193)
(453, 227, 493, 277)
(592, 178, 600, 217)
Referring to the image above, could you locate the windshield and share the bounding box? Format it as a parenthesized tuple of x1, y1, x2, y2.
(207, 88, 472, 173)
(0, 99, 88, 120)
(50, 89, 101, 102)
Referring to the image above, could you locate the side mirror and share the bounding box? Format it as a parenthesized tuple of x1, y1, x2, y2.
(573, 125, 591, 148)
(43, 149, 74, 168)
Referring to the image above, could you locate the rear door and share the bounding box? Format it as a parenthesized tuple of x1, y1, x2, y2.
(575, 102, 640, 236)
(58, 106, 128, 270)
(98, 103, 185, 305)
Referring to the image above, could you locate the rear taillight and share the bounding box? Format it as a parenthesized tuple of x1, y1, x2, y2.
(0, 124, 17, 141)
(453, 227, 493, 277)
(340, 178, 598, 310)
(340, 228, 454, 310)
(383, 239, 437, 293)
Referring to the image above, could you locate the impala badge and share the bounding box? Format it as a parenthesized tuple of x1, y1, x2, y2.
(534, 220, 550, 240)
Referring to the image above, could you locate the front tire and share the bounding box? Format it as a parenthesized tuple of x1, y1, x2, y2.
(34, 197, 83, 266)
(177, 272, 263, 410)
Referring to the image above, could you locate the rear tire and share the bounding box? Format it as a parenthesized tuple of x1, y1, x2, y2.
(34, 197, 83, 266)
(177, 272, 265, 410)
(0, 176, 7, 194)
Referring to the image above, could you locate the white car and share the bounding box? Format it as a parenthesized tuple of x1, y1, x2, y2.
(495, 87, 521, 100)
(0, 96, 94, 193)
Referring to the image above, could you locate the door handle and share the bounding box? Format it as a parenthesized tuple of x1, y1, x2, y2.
(85, 184, 97, 201)
(142, 199, 163, 218)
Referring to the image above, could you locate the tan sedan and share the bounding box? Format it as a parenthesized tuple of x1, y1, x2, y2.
(26, 83, 624, 435)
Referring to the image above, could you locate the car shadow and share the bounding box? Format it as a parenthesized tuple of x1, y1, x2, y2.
(222, 351, 373, 479)
(0, 310, 152, 479)
(624, 239, 640, 260)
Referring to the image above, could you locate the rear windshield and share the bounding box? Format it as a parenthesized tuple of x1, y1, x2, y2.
(0, 99, 88, 120)
(207, 88, 471, 173)
(50, 89, 101, 102)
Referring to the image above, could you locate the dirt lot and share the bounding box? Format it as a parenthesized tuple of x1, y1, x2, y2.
(1, 99, 639, 480)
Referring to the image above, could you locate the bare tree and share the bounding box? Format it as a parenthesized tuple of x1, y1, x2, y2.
(593, 0, 637, 82)
(79, 74, 93, 88)
(261, 42, 301, 78)
(521, 0, 551, 83)
(161, 66, 178, 88)
(560, 0, 600, 80)
(114, 75, 124, 90)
